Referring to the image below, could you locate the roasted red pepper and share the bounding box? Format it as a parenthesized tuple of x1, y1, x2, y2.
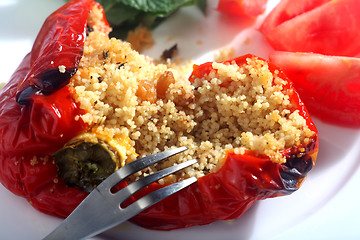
(0, 0, 318, 231)
(0, 0, 101, 216)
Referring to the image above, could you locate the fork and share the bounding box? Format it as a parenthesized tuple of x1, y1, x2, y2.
(42, 146, 197, 240)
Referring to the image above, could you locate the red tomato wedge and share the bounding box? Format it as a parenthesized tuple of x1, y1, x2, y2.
(269, 51, 360, 127)
(260, 0, 360, 56)
(217, 0, 268, 17)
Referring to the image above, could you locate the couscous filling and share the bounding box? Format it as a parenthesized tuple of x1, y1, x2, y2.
(63, 7, 315, 187)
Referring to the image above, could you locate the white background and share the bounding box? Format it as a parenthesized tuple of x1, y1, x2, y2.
(1, 0, 360, 239)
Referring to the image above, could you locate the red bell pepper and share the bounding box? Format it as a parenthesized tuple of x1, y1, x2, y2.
(0, 0, 101, 216)
(0, 0, 319, 231)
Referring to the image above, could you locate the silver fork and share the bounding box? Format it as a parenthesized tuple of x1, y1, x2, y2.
(43, 146, 197, 240)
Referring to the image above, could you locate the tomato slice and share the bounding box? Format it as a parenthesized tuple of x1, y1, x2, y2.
(260, 0, 360, 56)
(217, 0, 268, 17)
(269, 51, 360, 127)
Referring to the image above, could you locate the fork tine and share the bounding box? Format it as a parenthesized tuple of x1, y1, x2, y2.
(42, 151, 197, 240)
(97, 146, 188, 191)
(123, 177, 197, 215)
(115, 159, 197, 203)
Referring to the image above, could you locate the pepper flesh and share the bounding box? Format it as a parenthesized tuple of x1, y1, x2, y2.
(0, 0, 318, 230)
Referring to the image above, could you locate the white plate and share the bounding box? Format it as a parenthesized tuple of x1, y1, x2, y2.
(1, 0, 360, 239)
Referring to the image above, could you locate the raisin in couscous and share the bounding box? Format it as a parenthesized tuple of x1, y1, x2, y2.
(67, 7, 315, 184)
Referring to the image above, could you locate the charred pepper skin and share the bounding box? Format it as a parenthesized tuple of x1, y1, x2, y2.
(0, 0, 319, 231)
(16, 0, 92, 101)
(0, 0, 97, 215)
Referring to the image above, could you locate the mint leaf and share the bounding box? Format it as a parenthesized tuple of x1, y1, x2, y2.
(120, 0, 196, 15)
(104, 2, 140, 25)
(91, 0, 207, 39)
(196, 0, 207, 14)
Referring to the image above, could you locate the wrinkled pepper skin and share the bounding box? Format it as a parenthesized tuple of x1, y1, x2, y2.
(0, 0, 318, 230)
(0, 0, 98, 216)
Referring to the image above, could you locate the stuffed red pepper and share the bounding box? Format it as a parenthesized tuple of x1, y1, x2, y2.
(0, 0, 318, 230)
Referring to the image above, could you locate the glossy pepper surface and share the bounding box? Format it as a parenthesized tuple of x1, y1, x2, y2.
(0, 0, 319, 230)
(0, 0, 100, 216)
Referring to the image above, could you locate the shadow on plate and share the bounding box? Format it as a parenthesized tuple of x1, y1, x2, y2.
(99, 203, 260, 240)
(310, 118, 360, 175)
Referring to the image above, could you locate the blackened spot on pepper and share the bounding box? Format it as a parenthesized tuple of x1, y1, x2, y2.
(279, 154, 313, 193)
(16, 67, 77, 105)
(16, 85, 40, 105)
(40, 67, 77, 94)
(286, 155, 313, 175)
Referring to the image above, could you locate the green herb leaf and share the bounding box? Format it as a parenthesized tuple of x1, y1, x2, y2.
(103, 2, 140, 25)
(120, 0, 196, 15)
(92, 0, 207, 39)
(196, 0, 207, 14)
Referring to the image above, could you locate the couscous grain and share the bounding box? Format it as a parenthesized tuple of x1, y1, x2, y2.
(67, 8, 315, 184)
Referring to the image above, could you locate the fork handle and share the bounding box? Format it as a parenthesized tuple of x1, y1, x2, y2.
(43, 177, 197, 240)
(42, 189, 120, 240)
